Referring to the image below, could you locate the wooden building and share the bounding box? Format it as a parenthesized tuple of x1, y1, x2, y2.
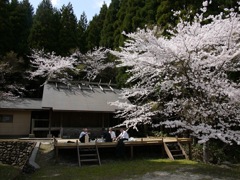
(0, 82, 124, 138)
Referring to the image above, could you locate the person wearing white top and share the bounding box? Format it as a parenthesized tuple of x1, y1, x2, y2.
(116, 128, 129, 141)
(109, 128, 116, 141)
(79, 128, 89, 143)
(116, 128, 129, 158)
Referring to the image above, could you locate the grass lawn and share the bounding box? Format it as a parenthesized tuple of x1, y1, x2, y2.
(0, 163, 21, 180)
(1, 143, 240, 180)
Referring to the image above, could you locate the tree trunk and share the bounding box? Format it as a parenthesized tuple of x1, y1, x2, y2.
(203, 141, 209, 163)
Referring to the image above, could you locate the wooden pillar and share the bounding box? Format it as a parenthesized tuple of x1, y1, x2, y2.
(130, 145, 133, 158)
(101, 113, 104, 128)
(161, 138, 165, 158)
(60, 113, 63, 138)
(31, 119, 35, 134)
(53, 137, 59, 162)
(47, 109, 53, 138)
(29, 118, 35, 138)
(189, 141, 192, 160)
(107, 113, 110, 127)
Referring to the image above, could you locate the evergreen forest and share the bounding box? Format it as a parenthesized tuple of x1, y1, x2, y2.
(0, 0, 238, 98)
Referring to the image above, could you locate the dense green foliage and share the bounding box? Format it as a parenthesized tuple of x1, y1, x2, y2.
(58, 3, 78, 56)
(100, 0, 120, 49)
(28, 0, 59, 53)
(0, 0, 33, 56)
(77, 12, 88, 53)
(86, 3, 108, 50)
(0, 0, 238, 97)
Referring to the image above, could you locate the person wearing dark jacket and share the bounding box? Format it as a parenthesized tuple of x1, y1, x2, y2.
(102, 128, 112, 142)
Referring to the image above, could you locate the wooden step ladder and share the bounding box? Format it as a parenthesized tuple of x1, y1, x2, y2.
(76, 140, 101, 167)
(163, 138, 188, 160)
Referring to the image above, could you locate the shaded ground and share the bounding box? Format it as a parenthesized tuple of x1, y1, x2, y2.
(3, 140, 239, 180)
(129, 168, 235, 180)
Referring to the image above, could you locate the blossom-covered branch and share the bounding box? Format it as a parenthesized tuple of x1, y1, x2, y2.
(28, 50, 78, 85)
(0, 61, 25, 100)
(28, 48, 114, 85)
(110, 2, 240, 144)
(73, 48, 115, 80)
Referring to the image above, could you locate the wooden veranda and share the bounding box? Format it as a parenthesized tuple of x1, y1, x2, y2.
(53, 137, 192, 163)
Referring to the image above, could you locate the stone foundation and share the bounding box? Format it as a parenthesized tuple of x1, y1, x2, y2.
(0, 141, 36, 173)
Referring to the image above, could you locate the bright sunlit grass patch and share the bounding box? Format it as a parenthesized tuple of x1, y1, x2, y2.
(147, 159, 198, 165)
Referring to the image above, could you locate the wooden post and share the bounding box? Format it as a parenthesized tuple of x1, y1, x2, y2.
(47, 109, 52, 138)
(189, 141, 192, 160)
(130, 145, 133, 158)
(161, 137, 165, 158)
(31, 119, 35, 134)
(101, 114, 104, 128)
(53, 137, 59, 162)
(60, 113, 63, 138)
(76, 140, 81, 167)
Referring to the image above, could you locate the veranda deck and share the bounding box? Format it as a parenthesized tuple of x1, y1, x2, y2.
(54, 137, 192, 161)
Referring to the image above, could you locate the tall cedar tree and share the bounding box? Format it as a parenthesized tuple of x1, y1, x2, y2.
(0, 0, 11, 56)
(100, 0, 120, 49)
(113, 0, 128, 48)
(59, 3, 78, 56)
(9, 0, 33, 56)
(28, 0, 60, 54)
(77, 12, 88, 54)
(86, 3, 108, 51)
(139, 0, 159, 26)
(112, 0, 157, 48)
(126, 0, 146, 31)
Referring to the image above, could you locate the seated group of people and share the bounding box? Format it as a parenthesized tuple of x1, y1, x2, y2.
(79, 127, 129, 143)
(79, 127, 129, 158)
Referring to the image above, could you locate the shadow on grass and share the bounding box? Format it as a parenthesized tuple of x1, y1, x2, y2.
(14, 143, 240, 180)
(0, 163, 21, 180)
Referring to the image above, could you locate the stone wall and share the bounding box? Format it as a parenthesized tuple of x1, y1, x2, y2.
(0, 141, 36, 173)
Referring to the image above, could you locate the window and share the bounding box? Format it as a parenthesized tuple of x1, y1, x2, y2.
(0, 114, 13, 123)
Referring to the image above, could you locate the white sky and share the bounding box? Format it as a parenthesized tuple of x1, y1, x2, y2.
(28, 0, 111, 21)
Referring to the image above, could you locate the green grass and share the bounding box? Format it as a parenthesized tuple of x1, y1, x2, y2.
(0, 163, 21, 180)
(1, 143, 240, 180)
(6, 159, 240, 180)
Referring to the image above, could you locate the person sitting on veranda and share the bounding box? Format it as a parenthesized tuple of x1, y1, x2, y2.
(79, 128, 89, 143)
(115, 128, 129, 158)
(116, 128, 129, 142)
(109, 127, 116, 141)
(101, 128, 112, 142)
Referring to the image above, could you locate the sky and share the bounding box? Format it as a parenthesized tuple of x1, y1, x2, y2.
(29, 0, 111, 21)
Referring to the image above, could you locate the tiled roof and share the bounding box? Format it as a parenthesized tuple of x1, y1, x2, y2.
(0, 98, 42, 110)
(41, 82, 124, 112)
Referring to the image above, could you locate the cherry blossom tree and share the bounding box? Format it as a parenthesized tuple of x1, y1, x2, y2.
(28, 48, 114, 85)
(0, 53, 25, 100)
(28, 50, 77, 85)
(110, 1, 240, 148)
(0, 62, 16, 100)
(73, 48, 115, 80)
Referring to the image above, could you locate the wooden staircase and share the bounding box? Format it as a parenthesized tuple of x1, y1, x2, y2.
(163, 137, 188, 160)
(76, 140, 101, 167)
